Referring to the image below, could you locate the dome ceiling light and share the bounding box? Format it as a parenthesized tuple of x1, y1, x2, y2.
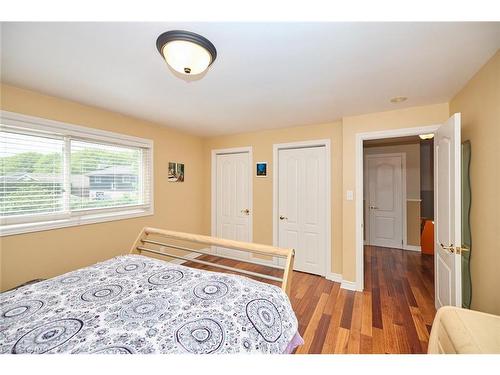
(156, 30, 217, 76)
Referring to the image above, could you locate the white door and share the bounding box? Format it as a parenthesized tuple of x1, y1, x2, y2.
(215, 152, 251, 260)
(366, 155, 403, 248)
(278, 146, 326, 275)
(435, 113, 462, 308)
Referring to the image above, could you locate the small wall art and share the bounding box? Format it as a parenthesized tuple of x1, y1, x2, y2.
(256, 162, 267, 177)
(168, 162, 185, 182)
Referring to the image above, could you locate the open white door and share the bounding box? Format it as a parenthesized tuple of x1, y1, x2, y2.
(435, 113, 462, 309)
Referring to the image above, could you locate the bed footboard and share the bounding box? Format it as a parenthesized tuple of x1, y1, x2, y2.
(129, 227, 295, 297)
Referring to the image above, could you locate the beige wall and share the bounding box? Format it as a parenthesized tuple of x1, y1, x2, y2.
(450, 51, 500, 315)
(202, 122, 343, 275)
(2, 51, 498, 315)
(364, 142, 421, 246)
(202, 103, 449, 280)
(406, 201, 421, 246)
(342, 103, 450, 281)
(0, 84, 205, 291)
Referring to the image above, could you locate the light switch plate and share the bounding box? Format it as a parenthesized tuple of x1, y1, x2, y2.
(346, 190, 354, 200)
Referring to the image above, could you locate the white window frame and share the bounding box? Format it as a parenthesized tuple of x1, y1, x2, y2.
(0, 110, 154, 237)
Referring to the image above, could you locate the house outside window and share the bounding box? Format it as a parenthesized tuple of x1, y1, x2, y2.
(0, 111, 154, 236)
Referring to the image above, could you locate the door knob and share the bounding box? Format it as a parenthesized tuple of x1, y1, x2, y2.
(279, 215, 288, 220)
(241, 208, 250, 215)
(369, 206, 379, 210)
(440, 243, 455, 253)
(440, 244, 469, 255)
(458, 245, 470, 253)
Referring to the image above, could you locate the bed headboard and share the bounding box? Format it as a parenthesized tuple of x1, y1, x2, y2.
(129, 227, 295, 297)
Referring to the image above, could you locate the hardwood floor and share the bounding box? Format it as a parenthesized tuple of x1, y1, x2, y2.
(183, 245, 435, 354)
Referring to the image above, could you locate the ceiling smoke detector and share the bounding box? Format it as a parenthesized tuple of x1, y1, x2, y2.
(390, 96, 408, 103)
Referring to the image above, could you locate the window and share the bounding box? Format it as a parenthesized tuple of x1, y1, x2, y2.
(1, 111, 153, 236)
(1, 132, 64, 218)
(70, 140, 144, 210)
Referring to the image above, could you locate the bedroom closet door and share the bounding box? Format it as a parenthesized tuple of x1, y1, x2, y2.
(214, 151, 252, 260)
(277, 146, 326, 276)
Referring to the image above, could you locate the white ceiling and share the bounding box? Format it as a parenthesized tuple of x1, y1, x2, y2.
(1, 22, 499, 136)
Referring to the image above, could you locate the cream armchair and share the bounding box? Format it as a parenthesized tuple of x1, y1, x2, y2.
(428, 306, 500, 353)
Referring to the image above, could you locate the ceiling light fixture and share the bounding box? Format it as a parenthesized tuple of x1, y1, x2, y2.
(156, 30, 217, 76)
(390, 96, 408, 103)
(419, 133, 435, 140)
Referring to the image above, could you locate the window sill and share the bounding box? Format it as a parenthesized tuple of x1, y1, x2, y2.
(0, 207, 154, 237)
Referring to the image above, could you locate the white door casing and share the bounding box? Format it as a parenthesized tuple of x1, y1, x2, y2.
(356, 124, 440, 292)
(435, 113, 462, 308)
(213, 150, 252, 260)
(366, 154, 404, 248)
(277, 146, 327, 275)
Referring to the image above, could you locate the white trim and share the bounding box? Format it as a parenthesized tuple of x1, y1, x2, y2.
(403, 245, 422, 252)
(326, 272, 366, 292)
(326, 272, 343, 283)
(407, 198, 422, 202)
(364, 152, 407, 249)
(0, 206, 153, 236)
(340, 280, 358, 291)
(355, 124, 440, 291)
(0, 111, 154, 236)
(272, 139, 332, 277)
(210, 146, 255, 259)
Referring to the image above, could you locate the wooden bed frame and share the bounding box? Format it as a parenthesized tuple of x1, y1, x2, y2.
(129, 227, 295, 296)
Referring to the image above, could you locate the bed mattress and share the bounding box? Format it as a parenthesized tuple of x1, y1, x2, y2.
(0, 254, 301, 354)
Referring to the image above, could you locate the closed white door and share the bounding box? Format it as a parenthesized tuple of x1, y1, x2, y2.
(278, 146, 326, 275)
(366, 155, 403, 248)
(215, 152, 251, 259)
(435, 113, 462, 308)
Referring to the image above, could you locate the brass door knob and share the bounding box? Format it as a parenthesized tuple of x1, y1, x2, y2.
(440, 243, 455, 253)
(459, 245, 470, 253)
(279, 215, 288, 220)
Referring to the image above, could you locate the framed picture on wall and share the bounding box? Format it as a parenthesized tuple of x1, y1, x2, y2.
(168, 162, 185, 182)
(256, 162, 267, 177)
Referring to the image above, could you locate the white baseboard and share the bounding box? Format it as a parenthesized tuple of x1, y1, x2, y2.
(340, 280, 360, 291)
(326, 272, 343, 283)
(403, 244, 422, 252)
(326, 272, 362, 292)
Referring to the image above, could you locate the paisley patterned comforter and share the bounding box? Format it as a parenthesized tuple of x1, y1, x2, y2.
(0, 255, 300, 354)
